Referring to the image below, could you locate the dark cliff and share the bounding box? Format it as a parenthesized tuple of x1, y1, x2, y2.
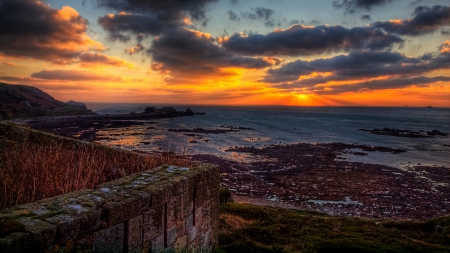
(0, 82, 94, 120)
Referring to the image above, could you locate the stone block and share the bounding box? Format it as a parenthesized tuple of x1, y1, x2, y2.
(73, 235, 93, 253)
(167, 225, 178, 247)
(187, 226, 198, 243)
(194, 207, 203, 226)
(181, 192, 193, 219)
(203, 201, 211, 218)
(122, 197, 142, 221)
(198, 217, 209, 233)
(93, 223, 124, 253)
(19, 217, 56, 249)
(0, 232, 31, 253)
(186, 173, 199, 196)
(45, 214, 80, 245)
(80, 209, 102, 233)
(128, 246, 143, 253)
(186, 213, 194, 232)
(177, 220, 186, 237)
(102, 197, 141, 226)
(196, 181, 208, 207)
(163, 248, 175, 253)
(151, 233, 164, 253)
(143, 205, 164, 242)
(167, 196, 181, 228)
(125, 215, 143, 251)
(179, 177, 188, 194)
(102, 202, 123, 226)
(169, 179, 182, 197)
(174, 235, 187, 251)
(200, 228, 212, 250)
(149, 187, 170, 207)
(132, 190, 151, 211)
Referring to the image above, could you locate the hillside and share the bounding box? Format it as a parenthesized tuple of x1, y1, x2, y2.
(216, 203, 450, 253)
(0, 82, 94, 120)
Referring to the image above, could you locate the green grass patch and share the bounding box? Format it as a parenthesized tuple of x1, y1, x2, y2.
(216, 203, 450, 253)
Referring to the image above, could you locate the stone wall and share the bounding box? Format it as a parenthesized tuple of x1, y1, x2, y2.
(0, 123, 220, 252)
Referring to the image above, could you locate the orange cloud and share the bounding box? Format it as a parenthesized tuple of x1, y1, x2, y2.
(440, 40, 450, 53)
(3, 62, 23, 67)
(30, 69, 122, 82)
(79, 53, 136, 69)
(0, 0, 105, 63)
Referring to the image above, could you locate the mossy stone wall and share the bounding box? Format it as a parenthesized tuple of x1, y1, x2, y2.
(0, 122, 220, 252)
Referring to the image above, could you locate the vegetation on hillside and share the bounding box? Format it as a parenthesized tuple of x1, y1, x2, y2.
(0, 82, 93, 120)
(215, 203, 450, 253)
(0, 140, 194, 209)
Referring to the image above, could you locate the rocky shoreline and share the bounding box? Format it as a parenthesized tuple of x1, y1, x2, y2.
(359, 128, 448, 138)
(193, 142, 449, 220)
(22, 107, 205, 141)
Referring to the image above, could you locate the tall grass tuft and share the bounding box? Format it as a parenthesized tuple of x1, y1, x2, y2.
(0, 140, 195, 209)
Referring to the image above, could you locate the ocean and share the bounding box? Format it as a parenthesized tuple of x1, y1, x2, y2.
(85, 103, 450, 169)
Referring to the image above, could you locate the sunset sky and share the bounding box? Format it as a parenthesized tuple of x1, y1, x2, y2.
(1, 0, 449, 106)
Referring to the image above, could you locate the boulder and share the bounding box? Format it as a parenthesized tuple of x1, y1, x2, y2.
(66, 101, 88, 110)
(144, 107, 156, 113)
(185, 108, 195, 116)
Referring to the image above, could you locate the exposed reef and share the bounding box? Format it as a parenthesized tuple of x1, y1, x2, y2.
(24, 107, 205, 142)
(168, 126, 253, 134)
(193, 142, 450, 220)
(359, 128, 448, 138)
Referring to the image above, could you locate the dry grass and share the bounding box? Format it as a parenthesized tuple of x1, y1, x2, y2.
(216, 203, 450, 253)
(220, 214, 253, 230)
(0, 140, 195, 209)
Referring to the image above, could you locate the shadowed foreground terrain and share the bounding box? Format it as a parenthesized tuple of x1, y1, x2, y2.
(215, 203, 450, 253)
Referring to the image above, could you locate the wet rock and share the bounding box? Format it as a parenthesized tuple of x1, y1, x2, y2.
(66, 101, 88, 110)
(359, 128, 448, 138)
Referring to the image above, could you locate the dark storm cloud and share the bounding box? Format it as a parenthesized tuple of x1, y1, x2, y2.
(410, 0, 424, 6)
(289, 19, 304, 25)
(332, 0, 392, 14)
(95, 0, 218, 22)
(222, 25, 403, 56)
(361, 14, 371, 21)
(147, 28, 274, 80)
(371, 5, 450, 36)
(241, 7, 277, 27)
(275, 76, 450, 95)
(322, 76, 450, 94)
(0, 0, 104, 62)
(241, 7, 274, 21)
(262, 41, 450, 95)
(97, 12, 178, 41)
(96, 0, 219, 39)
(264, 48, 450, 83)
(262, 50, 418, 83)
(227, 10, 239, 21)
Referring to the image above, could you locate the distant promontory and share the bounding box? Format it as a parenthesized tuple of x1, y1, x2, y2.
(0, 82, 95, 120)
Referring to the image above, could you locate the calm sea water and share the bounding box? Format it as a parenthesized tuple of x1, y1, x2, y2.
(85, 103, 450, 169)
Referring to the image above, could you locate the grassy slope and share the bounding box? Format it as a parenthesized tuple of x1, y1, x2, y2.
(216, 203, 450, 253)
(0, 82, 92, 120)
